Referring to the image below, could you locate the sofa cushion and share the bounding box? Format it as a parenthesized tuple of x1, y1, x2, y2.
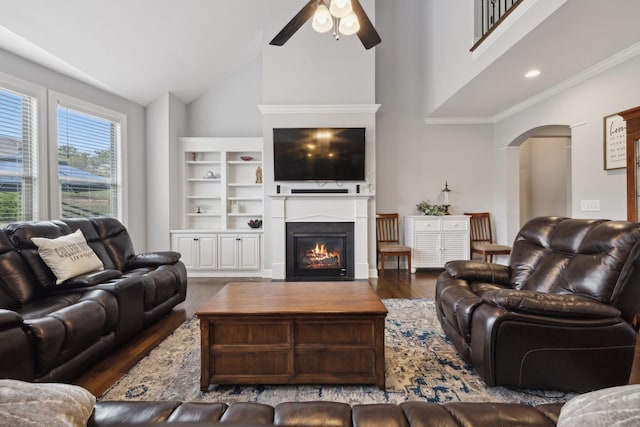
(0, 379, 95, 427)
(32, 229, 104, 285)
(557, 384, 640, 427)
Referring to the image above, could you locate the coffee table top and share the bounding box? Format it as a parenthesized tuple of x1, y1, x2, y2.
(195, 281, 387, 316)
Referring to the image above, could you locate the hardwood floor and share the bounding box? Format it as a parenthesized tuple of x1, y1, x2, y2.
(74, 268, 640, 397)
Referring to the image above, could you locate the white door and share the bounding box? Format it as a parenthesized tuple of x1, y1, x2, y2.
(197, 235, 218, 270)
(239, 234, 260, 270)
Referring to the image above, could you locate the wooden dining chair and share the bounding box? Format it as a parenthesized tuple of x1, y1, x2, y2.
(465, 212, 511, 262)
(376, 213, 411, 278)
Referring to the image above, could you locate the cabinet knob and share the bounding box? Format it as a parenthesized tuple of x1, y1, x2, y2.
(193, 238, 199, 241)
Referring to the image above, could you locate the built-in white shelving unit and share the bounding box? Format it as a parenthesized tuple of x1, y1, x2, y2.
(171, 137, 264, 277)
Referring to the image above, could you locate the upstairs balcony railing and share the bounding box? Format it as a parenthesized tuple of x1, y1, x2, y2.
(471, 0, 524, 51)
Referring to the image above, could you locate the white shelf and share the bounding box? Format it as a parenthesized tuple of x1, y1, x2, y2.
(227, 160, 262, 165)
(228, 183, 261, 187)
(187, 196, 221, 200)
(187, 213, 222, 217)
(187, 178, 222, 182)
(228, 213, 263, 217)
(186, 161, 221, 165)
(228, 197, 262, 201)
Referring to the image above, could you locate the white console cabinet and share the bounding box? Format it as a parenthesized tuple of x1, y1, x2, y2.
(404, 215, 470, 271)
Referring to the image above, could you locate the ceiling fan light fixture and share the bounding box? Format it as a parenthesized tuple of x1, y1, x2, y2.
(312, 3, 333, 33)
(338, 11, 360, 36)
(329, 0, 353, 19)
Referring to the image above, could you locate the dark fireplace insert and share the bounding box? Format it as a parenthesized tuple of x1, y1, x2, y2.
(286, 222, 355, 280)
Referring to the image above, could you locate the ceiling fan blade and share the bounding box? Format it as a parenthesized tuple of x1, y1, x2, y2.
(351, 0, 381, 49)
(270, 0, 317, 46)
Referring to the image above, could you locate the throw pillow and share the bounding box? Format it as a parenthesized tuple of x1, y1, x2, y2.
(32, 229, 104, 285)
(557, 384, 640, 427)
(0, 379, 96, 427)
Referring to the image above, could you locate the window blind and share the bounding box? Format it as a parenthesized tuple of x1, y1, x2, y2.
(0, 87, 38, 224)
(57, 105, 120, 218)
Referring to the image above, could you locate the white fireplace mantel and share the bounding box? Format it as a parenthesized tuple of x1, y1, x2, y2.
(270, 193, 373, 280)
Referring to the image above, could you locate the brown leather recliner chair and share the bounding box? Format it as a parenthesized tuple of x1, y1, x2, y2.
(435, 216, 640, 392)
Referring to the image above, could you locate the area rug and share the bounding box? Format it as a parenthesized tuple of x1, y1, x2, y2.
(101, 299, 574, 406)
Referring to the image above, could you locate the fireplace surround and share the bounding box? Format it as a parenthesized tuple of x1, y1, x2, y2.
(269, 193, 372, 280)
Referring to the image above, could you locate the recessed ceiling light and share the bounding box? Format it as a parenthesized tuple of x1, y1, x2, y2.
(524, 69, 541, 79)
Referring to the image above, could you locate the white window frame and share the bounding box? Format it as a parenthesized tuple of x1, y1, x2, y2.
(48, 91, 127, 222)
(0, 72, 47, 220)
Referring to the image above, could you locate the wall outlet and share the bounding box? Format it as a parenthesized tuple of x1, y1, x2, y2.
(580, 200, 600, 212)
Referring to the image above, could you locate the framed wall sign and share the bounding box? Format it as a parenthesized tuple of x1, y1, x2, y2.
(603, 113, 626, 170)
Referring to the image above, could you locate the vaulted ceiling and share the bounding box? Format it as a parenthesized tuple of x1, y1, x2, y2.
(1, 0, 640, 119)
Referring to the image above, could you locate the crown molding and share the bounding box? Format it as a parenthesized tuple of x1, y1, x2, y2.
(258, 104, 381, 115)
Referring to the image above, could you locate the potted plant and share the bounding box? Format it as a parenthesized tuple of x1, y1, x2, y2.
(416, 200, 449, 216)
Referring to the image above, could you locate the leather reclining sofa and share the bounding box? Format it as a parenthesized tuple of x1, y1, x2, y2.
(0, 217, 187, 383)
(436, 216, 640, 392)
(89, 399, 565, 426)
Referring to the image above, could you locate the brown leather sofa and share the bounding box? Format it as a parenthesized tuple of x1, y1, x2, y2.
(89, 400, 564, 426)
(0, 217, 187, 383)
(436, 216, 640, 391)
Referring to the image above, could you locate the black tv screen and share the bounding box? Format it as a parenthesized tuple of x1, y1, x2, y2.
(273, 127, 365, 181)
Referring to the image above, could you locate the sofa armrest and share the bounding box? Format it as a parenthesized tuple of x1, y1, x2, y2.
(445, 260, 511, 286)
(481, 289, 621, 319)
(128, 251, 181, 268)
(92, 276, 145, 344)
(0, 309, 24, 328)
(62, 269, 123, 288)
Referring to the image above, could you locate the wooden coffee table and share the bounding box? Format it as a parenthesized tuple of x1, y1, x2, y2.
(195, 281, 387, 390)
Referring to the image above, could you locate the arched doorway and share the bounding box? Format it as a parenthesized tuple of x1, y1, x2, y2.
(510, 125, 572, 227)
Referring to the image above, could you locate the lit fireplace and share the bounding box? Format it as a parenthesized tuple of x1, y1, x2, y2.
(286, 222, 354, 280)
(297, 239, 343, 270)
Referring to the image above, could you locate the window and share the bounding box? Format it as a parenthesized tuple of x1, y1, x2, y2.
(0, 85, 38, 224)
(50, 93, 125, 220)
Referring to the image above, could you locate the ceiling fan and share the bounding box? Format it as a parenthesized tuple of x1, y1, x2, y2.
(270, 0, 381, 50)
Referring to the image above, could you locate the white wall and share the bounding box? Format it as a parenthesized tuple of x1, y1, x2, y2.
(146, 93, 186, 251)
(376, 0, 496, 222)
(0, 48, 148, 248)
(187, 56, 263, 137)
(494, 54, 640, 242)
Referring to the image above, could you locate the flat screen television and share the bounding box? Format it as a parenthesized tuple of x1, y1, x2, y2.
(273, 127, 366, 181)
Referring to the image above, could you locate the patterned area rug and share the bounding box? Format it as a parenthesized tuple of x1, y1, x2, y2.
(101, 299, 574, 405)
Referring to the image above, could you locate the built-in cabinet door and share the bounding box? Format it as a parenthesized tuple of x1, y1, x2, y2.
(239, 234, 260, 270)
(218, 235, 239, 269)
(198, 235, 218, 270)
(173, 235, 197, 270)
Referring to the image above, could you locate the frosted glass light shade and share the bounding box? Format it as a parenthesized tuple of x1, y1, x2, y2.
(338, 11, 360, 35)
(312, 3, 333, 33)
(329, 0, 352, 19)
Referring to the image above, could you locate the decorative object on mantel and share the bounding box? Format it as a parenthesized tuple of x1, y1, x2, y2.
(256, 166, 262, 184)
(417, 200, 449, 216)
(269, 0, 381, 50)
(248, 219, 263, 229)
